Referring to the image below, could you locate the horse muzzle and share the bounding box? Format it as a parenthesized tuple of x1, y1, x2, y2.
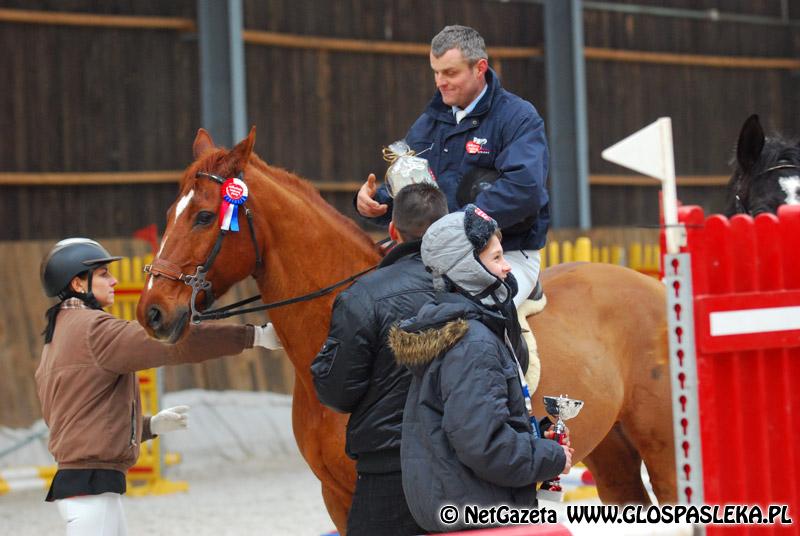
(145, 304, 190, 343)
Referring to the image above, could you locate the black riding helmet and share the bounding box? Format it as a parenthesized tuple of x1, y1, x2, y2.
(40, 238, 122, 298)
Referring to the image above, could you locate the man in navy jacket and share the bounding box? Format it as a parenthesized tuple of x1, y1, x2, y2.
(356, 25, 550, 307)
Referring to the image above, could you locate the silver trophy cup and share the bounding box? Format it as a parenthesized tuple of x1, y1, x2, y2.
(539, 395, 584, 501)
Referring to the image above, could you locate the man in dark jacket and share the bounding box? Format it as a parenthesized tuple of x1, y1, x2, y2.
(311, 183, 448, 536)
(389, 206, 570, 533)
(356, 25, 549, 309)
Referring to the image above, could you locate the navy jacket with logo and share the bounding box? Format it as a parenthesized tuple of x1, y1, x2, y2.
(368, 69, 550, 251)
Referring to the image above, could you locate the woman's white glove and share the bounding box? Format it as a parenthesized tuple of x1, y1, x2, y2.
(150, 405, 189, 435)
(253, 323, 283, 350)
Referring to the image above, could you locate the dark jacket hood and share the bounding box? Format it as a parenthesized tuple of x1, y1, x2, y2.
(389, 293, 506, 370)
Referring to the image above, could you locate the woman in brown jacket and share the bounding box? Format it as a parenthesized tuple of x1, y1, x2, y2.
(36, 238, 281, 535)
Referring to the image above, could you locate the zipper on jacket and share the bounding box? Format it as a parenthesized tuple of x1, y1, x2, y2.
(129, 399, 137, 447)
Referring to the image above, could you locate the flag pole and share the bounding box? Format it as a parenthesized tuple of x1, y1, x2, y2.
(601, 117, 684, 254)
(658, 118, 680, 254)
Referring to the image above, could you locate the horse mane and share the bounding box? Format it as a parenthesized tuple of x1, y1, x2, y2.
(184, 148, 378, 253)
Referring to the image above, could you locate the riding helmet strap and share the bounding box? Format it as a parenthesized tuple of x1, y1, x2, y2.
(84, 269, 95, 302)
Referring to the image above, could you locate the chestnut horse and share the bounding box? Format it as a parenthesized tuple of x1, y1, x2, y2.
(137, 129, 676, 533)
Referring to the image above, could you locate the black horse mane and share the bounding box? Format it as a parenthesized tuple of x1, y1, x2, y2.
(725, 115, 800, 217)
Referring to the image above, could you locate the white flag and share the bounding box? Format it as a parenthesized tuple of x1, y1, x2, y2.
(602, 118, 682, 254)
(601, 118, 674, 181)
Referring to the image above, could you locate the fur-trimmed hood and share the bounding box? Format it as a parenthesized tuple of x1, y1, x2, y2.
(389, 292, 507, 372)
(389, 318, 469, 368)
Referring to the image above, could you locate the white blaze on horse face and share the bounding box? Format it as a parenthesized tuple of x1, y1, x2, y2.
(147, 275, 153, 291)
(174, 189, 195, 222)
(779, 176, 800, 205)
(158, 188, 194, 257)
(157, 234, 168, 257)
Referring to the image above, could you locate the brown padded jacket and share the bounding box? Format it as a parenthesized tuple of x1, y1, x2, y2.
(35, 306, 254, 473)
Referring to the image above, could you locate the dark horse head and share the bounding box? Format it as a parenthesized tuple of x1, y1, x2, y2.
(725, 114, 800, 217)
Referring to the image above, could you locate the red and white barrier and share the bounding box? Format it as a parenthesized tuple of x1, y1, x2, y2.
(665, 205, 800, 534)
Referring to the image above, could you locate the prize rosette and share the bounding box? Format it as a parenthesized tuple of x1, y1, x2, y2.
(219, 177, 248, 231)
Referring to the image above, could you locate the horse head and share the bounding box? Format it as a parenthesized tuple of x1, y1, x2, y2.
(726, 114, 800, 217)
(137, 128, 263, 342)
(138, 127, 379, 347)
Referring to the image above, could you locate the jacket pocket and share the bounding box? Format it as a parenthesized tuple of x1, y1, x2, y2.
(310, 338, 340, 379)
(465, 151, 496, 169)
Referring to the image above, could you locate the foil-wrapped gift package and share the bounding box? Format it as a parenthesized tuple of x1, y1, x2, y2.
(383, 140, 437, 197)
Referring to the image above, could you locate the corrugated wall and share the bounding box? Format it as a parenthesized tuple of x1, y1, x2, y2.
(0, 0, 798, 238)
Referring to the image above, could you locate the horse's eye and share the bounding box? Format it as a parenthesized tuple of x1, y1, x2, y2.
(194, 211, 215, 227)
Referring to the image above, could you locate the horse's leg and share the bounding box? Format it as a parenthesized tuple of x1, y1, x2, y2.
(618, 382, 677, 504)
(583, 423, 651, 504)
(321, 483, 351, 536)
(291, 383, 355, 534)
(609, 323, 677, 505)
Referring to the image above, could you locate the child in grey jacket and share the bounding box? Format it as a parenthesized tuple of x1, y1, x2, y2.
(390, 206, 571, 532)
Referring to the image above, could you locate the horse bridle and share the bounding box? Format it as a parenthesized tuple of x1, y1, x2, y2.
(144, 171, 263, 323)
(734, 163, 800, 215)
(144, 170, 379, 323)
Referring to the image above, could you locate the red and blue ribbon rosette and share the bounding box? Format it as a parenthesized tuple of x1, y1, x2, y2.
(219, 177, 248, 232)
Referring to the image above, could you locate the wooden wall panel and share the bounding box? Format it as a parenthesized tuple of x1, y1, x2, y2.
(1, 1, 798, 234)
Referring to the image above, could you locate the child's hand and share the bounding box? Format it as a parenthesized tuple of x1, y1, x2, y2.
(543, 424, 571, 448)
(561, 445, 574, 475)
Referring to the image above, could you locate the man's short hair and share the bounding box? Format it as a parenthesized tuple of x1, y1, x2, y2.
(393, 183, 448, 241)
(431, 25, 488, 64)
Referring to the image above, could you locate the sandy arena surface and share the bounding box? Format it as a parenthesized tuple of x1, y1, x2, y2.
(0, 455, 336, 536)
(0, 390, 338, 535)
(0, 390, 616, 535)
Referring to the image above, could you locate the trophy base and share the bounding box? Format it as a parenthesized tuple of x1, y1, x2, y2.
(537, 488, 564, 502)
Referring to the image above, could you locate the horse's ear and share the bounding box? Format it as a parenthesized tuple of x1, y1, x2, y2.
(222, 127, 257, 174)
(193, 129, 216, 159)
(736, 114, 765, 172)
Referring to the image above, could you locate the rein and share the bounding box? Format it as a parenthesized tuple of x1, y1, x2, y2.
(191, 263, 377, 322)
(145, 170, 381, 323)
(735, 163, 800, 215)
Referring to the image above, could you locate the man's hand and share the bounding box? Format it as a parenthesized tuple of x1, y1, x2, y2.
(253, 323, 283, 350)
(356, 173, 389, 217)
(561, 444, 574, 475)
(150, 405, 189, 435)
